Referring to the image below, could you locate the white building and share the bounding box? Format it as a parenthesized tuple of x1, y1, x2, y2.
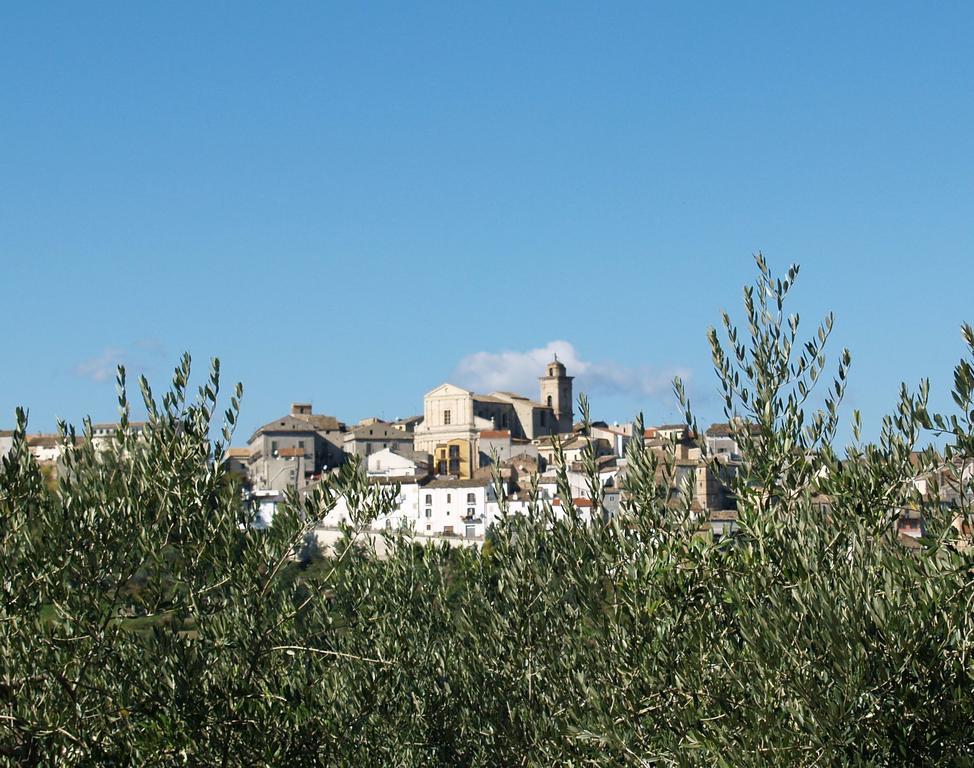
(319, 480, 422, 533)
(249, 489, 285, 529)
(26, 435, 63, 464)
(366, 448, 430, 479)
(0, 430, 15, 459)
(90, 421, 146, 450)
(417, 478, 492, 538)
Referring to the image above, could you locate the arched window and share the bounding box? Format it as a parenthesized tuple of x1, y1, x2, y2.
(466, 493, 475, 503)
(547, 395, 552, 407)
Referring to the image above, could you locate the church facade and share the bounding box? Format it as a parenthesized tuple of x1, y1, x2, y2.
(413, 357, 574, 474)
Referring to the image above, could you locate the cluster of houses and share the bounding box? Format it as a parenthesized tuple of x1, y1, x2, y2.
(230, 358, 755, 540)
(5, 357, 969, 546)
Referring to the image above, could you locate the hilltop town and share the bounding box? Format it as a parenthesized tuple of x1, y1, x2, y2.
(232, 356, 749, 540)
(7, 356, 953, 548)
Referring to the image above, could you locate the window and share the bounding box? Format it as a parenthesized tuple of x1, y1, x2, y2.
(467, 507, 475, 517)
(448, 444, 460, 458)
(271, 440, 278, 455)
(298, 440, 304, 449)
(449, 460, 460, 474)
(547, 395, 553, 407)
(425, 494, 432, 504)
(446, 494, 451, 503)
(466, 493, 475, 503)
(425, 509, 432, 518)
(438, 460, 447, 474)
(444, 410, 451, 425)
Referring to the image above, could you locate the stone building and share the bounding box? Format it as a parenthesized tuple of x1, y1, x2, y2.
(247, 403, 346, 492)
(343, 422, 416, 459)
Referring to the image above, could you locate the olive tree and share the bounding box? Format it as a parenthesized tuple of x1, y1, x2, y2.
(2, 259, 973, 766)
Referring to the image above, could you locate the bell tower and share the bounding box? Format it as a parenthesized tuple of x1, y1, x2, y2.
(539, 355, 574, 434)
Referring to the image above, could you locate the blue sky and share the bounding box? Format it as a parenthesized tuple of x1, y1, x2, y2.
(2, 2, 972, 447)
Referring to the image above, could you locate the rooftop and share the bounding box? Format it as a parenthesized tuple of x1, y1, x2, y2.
(250, 410, 343, 442)
(346, 423, 414, 440)
(479, 430, 511, 440)
(424, 477, 491, 489)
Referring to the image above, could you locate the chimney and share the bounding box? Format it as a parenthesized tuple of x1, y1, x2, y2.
(291, 403, 312, 416)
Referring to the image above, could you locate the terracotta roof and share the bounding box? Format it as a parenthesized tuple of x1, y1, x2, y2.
(552, 497, 593, 508)
(480, 430, 511, 439)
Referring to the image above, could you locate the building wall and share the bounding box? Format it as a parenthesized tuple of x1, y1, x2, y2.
(507, 399, 550, 440)
(590, 426, 630, 457)
(249, 431, 317, 490)
(470, 399, 520, 435)
(253, 455, 308, 492)
(433, 438, 474, 479)
(345, 432, 415, 458)
(478, 435, 538, 466)
(414, 385, 478, 453)
(706, 435, 741, 460)
(418, 482, 490, 536)
(321, 482, 421, 531)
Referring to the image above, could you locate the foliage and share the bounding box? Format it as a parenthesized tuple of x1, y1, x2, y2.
(2, 260, 974, 765)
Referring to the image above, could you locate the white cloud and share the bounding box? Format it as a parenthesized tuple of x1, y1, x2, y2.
(451, 340, 690, 402)
(72, 340, 168, 383)
(72, 347, 127, 383)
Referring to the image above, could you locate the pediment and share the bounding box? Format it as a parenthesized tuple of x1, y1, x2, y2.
(425, 382, 473, 398)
